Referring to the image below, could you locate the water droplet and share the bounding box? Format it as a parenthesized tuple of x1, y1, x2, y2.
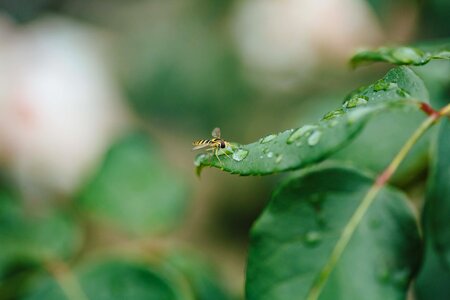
(304, 231, 322, 247)
(266, 152, 274, 158)
(287, 125, 318, 144)
(232, 149, 248, 162)
(275, 154, 283, 164)
(373, 80, 391, 91)
(329, 120, 339, 127)
(322, 109, 344, 120)
(194, 154, 207, 166)
(391, 268, 410, 287)
(347, 106, 379, 124)
(307, 130, 322, 146)
(260, 134, 277, 144)
(343, 95, 369, 109)
(396, 88, 410, 98)
(376, 264, 390, 283)
(259, 155, 264, 159)
(391, 47, 425, 64)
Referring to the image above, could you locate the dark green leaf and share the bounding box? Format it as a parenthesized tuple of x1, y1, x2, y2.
(246, 165, 421, 300)
(77, 133, 188, 235)
(331, 109, 430, 185)
(415, 216, 450, 300)
(424, 118, 450, 267)
(23, 259, 189, 300)
(0, 192, 81, 275)
(196, 67, 427, 176)
(164, 251, 233, 300)
(351, 44, 450, 67)
(412, 61, 450, 109)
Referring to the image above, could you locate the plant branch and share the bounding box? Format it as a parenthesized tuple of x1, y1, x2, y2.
(307, 102, 450, 300)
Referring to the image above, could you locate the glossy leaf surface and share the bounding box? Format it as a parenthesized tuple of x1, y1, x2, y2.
(351, 44, 450, 67)
(196, 67, 427, 175)
(423, 119, 450, 266)
(246, 165, 421, 300)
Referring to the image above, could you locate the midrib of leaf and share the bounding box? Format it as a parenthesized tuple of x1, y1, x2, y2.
(306, 103, 450, 300)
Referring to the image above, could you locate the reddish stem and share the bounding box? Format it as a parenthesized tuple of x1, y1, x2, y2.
(375, 168, 391, 187)
(420, 102, 440, 118)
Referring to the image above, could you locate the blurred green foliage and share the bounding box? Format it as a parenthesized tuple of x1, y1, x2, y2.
(77, 133, 188, 235)
(0, 0, 448, 299)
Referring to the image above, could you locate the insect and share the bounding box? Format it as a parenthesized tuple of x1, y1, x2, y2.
(192, 127, 232, 164)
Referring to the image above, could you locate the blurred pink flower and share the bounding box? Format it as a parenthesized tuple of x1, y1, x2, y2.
(0, 16, 129, 201)
(230, 0, 382, 90)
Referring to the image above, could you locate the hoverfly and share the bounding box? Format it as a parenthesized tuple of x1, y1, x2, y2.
(192, 127, 232, 164)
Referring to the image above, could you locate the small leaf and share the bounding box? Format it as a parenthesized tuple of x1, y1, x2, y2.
(351, 43, 450, 67)
(77, 132, 188, 235)
(424, 118, 450, 267)
(196, 67, 426, 175)
(245, 165, 421, 300)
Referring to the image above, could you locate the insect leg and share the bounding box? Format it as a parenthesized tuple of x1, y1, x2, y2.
(214, 148, 223, 166)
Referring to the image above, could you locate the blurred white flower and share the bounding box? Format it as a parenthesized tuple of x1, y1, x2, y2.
(0, 16, 129, 201)
(230, 0, 382, 90)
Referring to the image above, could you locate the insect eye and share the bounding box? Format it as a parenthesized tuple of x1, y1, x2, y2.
(220, 141, 225, 148)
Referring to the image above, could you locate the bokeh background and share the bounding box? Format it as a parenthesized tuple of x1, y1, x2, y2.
(0, 0, 448, 299)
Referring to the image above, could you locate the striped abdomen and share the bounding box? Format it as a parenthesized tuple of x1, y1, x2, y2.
(192, 138, 225, 150)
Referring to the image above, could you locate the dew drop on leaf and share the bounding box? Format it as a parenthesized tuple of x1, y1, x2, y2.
(194, 154, 207, 166)
(373, 80, 391, 91)
(266, 152, 274, 158)
(322, 108, 344, 121)
(376, 264, 390, 283)
(232, 149, 249, 162)
(307, 130, 322, 146)
(395, 88, 410, 98)
(275, 154, 283, 164)
(286, 125, 318, 144)
(304, 230, 322, 247)
(343, 95, 369, 109)
(390, 268, 410, 287)
(260, 134, 277, 144)
(391, 47, 425, 64)
(347, 106, 378, 124)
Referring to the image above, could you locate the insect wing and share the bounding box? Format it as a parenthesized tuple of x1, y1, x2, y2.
(192, 142, 211, 150)
(211, 127, 221, 138)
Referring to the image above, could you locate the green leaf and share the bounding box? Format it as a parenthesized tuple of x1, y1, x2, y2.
(415, 217, 450, 300)
(195, 66, 427, 176)
(163, 251, 233, 300)
(77, 132, 188, 235)
(245, 165, 421, 300)
(424, 118, 450, 267)
(331, 108, 430, 185)
(23, 259, 190, 300)
(0, 192, 81, 274)
(412, 61, 450, 109)
(351, 43, 450, 67)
